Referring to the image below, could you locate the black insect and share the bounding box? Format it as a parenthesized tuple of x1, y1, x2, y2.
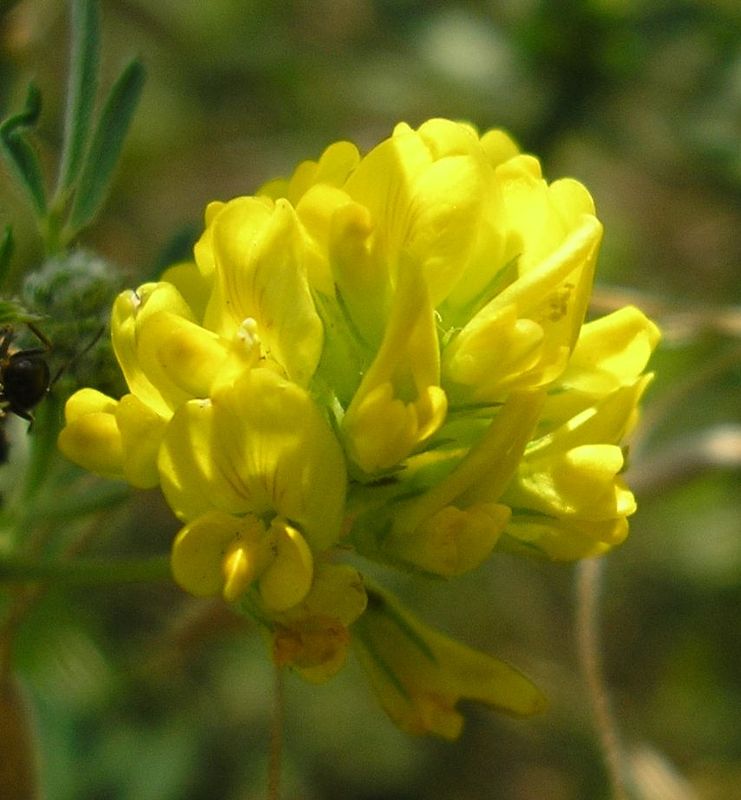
(0, 321, 106, 464)
(0, 323, 53, 463)
(0, 323, 52, 421)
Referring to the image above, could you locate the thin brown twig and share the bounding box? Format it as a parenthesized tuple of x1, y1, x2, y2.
(575, 558, 630, 800)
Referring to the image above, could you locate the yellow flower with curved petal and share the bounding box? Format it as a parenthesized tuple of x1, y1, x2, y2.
(353, 587, 547, 739)
(259, 139, 361, 206)
(500, 380, 653, 559)
(502, 515, 630, 560)
(270, 563, 367, 682)
(342, 119, 494, 310)
(58, 388, 124, 479)
(341, 260, 447, 473)
(171, 510, 313, 608)
(387, 501, 512, 577)
(198, 196, 323, 386)
(443, 214, 602, 402)
(58, 388, 165, 488)
(159, 261, 213, 322)
(538, 305, 660, 430)
(158, 367, 346, 551)
(111, 282, 195, 417)
(380, 390, 544, 575)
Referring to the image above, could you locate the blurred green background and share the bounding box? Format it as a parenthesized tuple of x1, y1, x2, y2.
(1, 1, 739, 798)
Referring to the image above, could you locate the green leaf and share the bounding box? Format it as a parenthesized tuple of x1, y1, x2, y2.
(57, 0, 101, 193)
(66, 58, 145, 236)
(1, 82, 41, 127)
(0, 84, 47, 215)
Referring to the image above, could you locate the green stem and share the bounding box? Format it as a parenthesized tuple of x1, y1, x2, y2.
(0, 554, 172, 586)
(268, 662, 285, 800)
(20, 396, 63, 508)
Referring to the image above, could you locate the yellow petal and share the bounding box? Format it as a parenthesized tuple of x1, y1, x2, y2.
(385, 502, 511, 576)
(276, 563, 367, 628)
(137, 310, 231, 398)
(478, 213, 603, 357)
(508, 443, 634, 521)
(443, 305, 550, 400)
(111, 283, 196, 417)
(342, 260, 447, 473)
(159, 368, 347, 550)
(480, 128, 520, 167)
(62, 387, 118, 420)
(344, 119, 492, 308)
(501, 515, 629, 560)
(115, 394, 166, 488)
(159, 261, 213, 322)
(327, 199, 389, 345)
(57, 390, 124, 479)
(258, 521, 314, 612)
(557, 305, 661, 398)
(171, 511, 268, 599)
(204, 196, 323, 385)
(260, 139, 360, 204)
(158, 397, 250, 521)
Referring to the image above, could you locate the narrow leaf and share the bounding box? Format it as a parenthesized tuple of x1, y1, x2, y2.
(57, 0, 101, 193)
(67, 58, 145, 235)
(0, 84, 47, 214)
(2, 82, 42, 128)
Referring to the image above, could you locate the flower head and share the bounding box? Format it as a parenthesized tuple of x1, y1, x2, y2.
(58, 118, 659, 737)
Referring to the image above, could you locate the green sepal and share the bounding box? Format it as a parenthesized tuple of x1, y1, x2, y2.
(0, 299, 42, 327)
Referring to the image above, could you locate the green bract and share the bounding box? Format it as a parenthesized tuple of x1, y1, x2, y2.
(58, 118, 660, 737)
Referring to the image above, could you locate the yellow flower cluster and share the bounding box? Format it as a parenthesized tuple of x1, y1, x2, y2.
(58, 119, 659, 737)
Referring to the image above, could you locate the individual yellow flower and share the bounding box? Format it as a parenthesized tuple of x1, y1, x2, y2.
(341, 259, 447, 473)
(269, 563, 368, 682)
(162, 367, 347, 606)
(378, 390, 545, 576)
(196, 197, 324, 386)
(58, 388, 165, 487)
(171, 510, 313, 608)
(353, 587, 547, 739)
(498, 306, 660, 559)
(58, 118, 659, 738)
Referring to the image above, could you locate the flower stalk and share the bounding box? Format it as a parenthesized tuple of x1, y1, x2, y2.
(576, 558, 632, 800)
